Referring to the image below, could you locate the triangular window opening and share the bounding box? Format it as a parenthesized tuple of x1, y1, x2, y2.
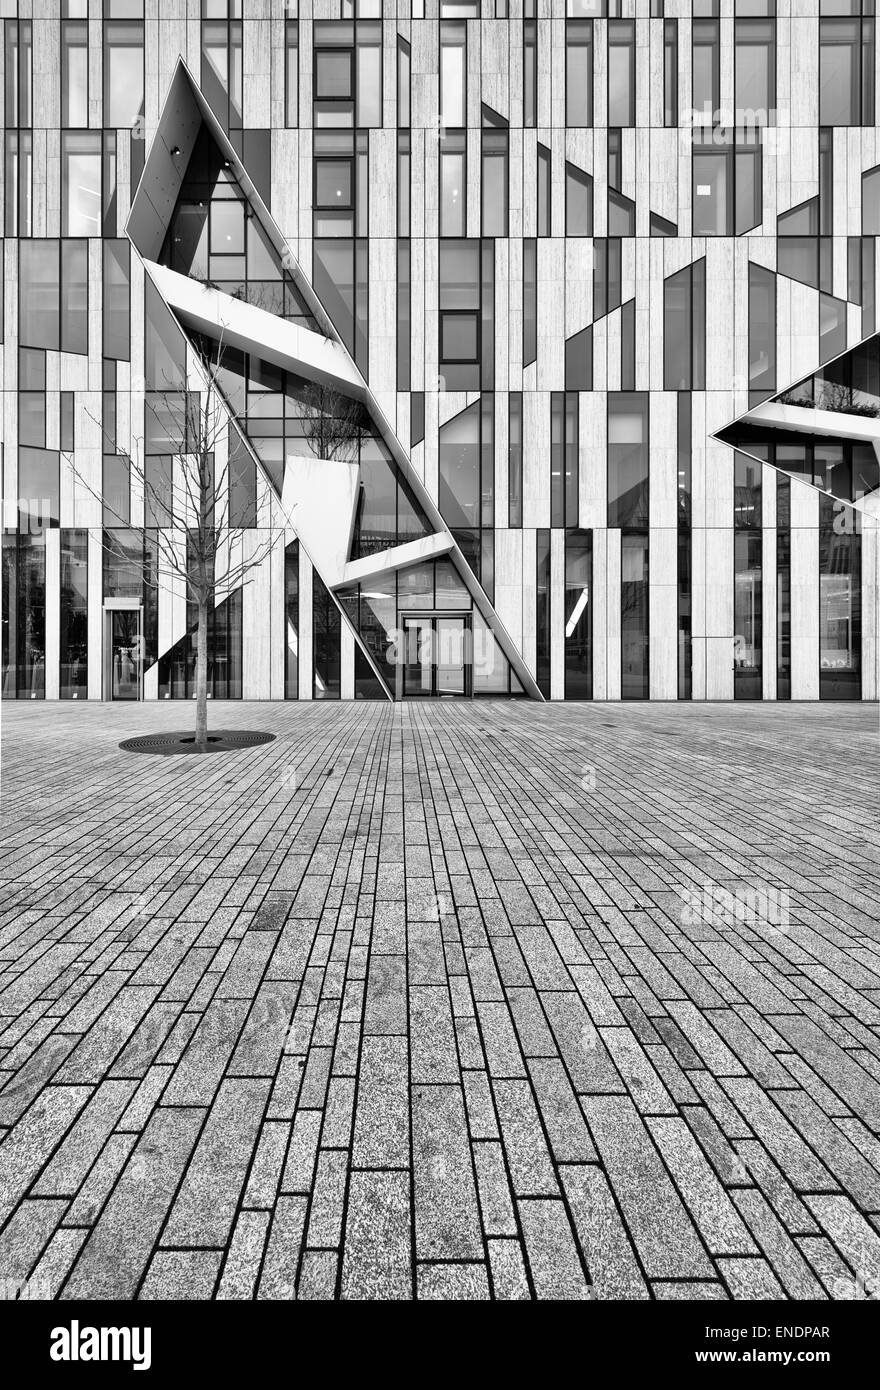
(159, 126, 318, 333)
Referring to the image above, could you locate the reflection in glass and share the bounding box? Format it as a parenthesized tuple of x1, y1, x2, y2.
(734, 533, 762, 699)
(621, 535, 648, 700)
(565, 529, 592, 699)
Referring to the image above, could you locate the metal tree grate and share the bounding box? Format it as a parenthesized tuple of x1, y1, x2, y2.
(118, 731, 277, 756)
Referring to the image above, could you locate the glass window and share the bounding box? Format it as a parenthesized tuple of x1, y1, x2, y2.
(565, 529, 592, 699)
(201, 18, 242, 129)
(523, 21, 537, 127)
(593, 237, 622, 320)
(397, 238, 410, 391)
(693, 138, 761, 235)
(861, 162, 880, 236)
(62, 21, 89, 126)
(621, 534, 649, 700)
(60, 530, 88, 699)
(284, 540, 299, 699)
(734, 532, 762, 699)
(748, 262, 775, 392)
(820, 17, 874, 126)
(397, 37, 411, 127)
(565, 21, 592, 127)
(566, 164, 593, 237)
(62, 132, 102, 236)
(3, 533, 46, 699)
(285, 21, 298, 127)
(820, 291, 847, 363)
(104, 22, 144, 127)
(608, 189, 635, 236)
(608, 393, 649, 530)
(313, 571, 341, 699)
(61, 240, 88, 354)
(440, 23, 466, 128)
(664, 259, 706, 390)
(5, 130, 32, 236)
(523, 238, 537, 368)
(735, 19, 776, 119)
(19, 242, 60, 351)
(692, 20, 720, 123)
(440, 132, 466, 237)
(397, 131, 411, 236)
(481, 126, 508, 238)
(5, 20, 32, 127)
(565, 327, 592, 390)
(608, 21, 635, 126)
(536, 529, 551, 698)
(537, 144, 551, 236)
(356, 24, 382, 127)
(551, 392, 579, 528)
(508, 392, 523, 528)
(439, 401, 480, 530)
(103, 240, 130, 362)
(439, 240, 481, 389)
(664, 20, 678, 126)
(20, 448, 60, 529)
(819, 494, 861, 699)
(19, 393, 45, 449)
(693, 150, 726, 234)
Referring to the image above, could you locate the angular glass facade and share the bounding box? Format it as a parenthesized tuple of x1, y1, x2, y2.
(1, 7, 877, 704)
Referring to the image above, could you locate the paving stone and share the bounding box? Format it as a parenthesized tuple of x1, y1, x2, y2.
(298, 1250, 338, 1300)
(731, 1189, 828, 1299)
(216, 1210, 271, 1300)
(306, 1149, 348, 1248)
(0, 1198, 67, 1284)
(487, 1238, 532, 1299)
(412, 1083, 482, 1260)
(492, 1078, 558, 1196)
(647, 1116, 757, 1256)
(560, 1164, 649, 1300)
(139, 1250, 222, 1300)
(31, 1079, 137, 1196)
(162, 1077, 269, 1246)
(256, 1196, 307, 1300)
(518, 1198, 591, 1300)
(717, 1256, 788, 1300)
(352, 1036, 409, 1168)
(416, 1262, 491, 1300)
(3, 700, 879, 1300)
(341, 1170, 412, 1300)
(61, 1106, 204, 1299)
(410, 986, 459, 1083)
(0, 1085, 91, 1227)
(583, 1096, 715, 1280)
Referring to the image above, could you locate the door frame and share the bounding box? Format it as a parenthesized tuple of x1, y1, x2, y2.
(103, 600, 143, 701)
(396, 609, 473, 700)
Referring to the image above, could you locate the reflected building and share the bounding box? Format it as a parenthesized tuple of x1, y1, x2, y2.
(2, 3, 878, 704)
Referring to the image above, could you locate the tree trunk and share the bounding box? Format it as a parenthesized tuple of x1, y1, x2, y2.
(195, 600, 209, 747)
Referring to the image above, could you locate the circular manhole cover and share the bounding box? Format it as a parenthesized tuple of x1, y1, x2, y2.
(118, 730, 277, 756)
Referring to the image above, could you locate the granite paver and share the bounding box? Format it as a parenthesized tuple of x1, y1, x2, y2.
(1, 699, 878, 1300)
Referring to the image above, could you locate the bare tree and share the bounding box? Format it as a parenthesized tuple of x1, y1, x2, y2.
(815, 378, 880, 418)
(299, 382, 365, 463)
(70, 334, 291, 748)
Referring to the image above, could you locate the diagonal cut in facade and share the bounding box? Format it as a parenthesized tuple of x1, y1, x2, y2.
(126, 60, 540, 703)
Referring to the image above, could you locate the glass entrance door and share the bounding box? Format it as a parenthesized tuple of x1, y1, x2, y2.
(401, 613, 470, 698)
(110, 609, 141, 700)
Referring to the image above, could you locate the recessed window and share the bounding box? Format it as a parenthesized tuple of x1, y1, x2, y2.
(565, 21, 593, 127)
(62, 131, 102, 236)
(104, 22, 144, 128)
(565, 163, 593, 236)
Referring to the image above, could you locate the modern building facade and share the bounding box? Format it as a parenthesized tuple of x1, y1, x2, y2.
(2, 0, 879, 704)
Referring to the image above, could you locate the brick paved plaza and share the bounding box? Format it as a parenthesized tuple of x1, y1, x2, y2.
(1, 700, 879, 1301)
